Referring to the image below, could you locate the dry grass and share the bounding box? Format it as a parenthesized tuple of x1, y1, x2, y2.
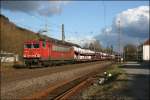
(82, 64, 131, 100)
(0, 14, 79, 61)
(1, 62, 15, 68)
(0, 15, 38, 60)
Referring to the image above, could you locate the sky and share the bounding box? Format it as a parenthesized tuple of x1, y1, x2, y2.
(1, 0, 149, 52)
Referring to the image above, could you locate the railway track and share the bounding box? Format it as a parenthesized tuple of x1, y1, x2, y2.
(1, 61, 113, 99)
(54, 77, 94, 100)
(2, 61, 106, 84)
(24, 62, 113, 100)
(48, 73, 95, 100)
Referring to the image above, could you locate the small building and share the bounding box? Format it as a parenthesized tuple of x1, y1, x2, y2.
(143, 39, 150, 61)
(0, 51, 19, 63)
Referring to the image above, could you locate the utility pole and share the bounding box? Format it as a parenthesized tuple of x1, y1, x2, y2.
(123, 47, 125, 62)
(137, 45, 138, 61)
(62, 24, 65, 43)
(118, 20, 121, 63)
(136, 38, 140, 61)
(44, 16, 48, 34)
(103, 1, 109, 54)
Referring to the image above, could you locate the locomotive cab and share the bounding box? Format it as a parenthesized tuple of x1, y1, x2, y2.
(23, 39, 49, 66)
(24, 41, 41, 58)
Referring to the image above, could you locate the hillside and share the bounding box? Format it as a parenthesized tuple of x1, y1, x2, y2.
(0, 14, 39, 60)
(0, 14, 79, 61)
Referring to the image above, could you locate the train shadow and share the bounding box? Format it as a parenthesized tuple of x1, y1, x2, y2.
(13, 64, 45, 69)
(13, 63, 73, 69)
(13, 64, 26, 69)
(119, 62, 150, 70)
(12, 61, 92, 69)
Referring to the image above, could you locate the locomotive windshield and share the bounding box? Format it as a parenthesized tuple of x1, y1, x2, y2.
(24, 44, 32, 48)
(33, 43, 39, 48)
(24, 43, 39, 48)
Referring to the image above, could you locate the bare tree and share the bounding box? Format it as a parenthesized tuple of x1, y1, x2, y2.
(83, 40, 102, 51)
(123, 44, 137, 61)
(83, 43, 89, 49)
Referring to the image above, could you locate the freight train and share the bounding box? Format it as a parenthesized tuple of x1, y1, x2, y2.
(23, 39, 115, 68)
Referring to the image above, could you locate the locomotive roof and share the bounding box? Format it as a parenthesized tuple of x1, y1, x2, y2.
(40, 34, 80, 47)
(45, 37, 80, 47)
(25, 34, 80, 48)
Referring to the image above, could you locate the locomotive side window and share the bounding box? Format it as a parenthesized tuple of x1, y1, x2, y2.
(33, 44, 39, 48)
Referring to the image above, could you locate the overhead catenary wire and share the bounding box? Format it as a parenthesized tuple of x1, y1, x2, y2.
(32, 15, 61, 28)
(15, 13, 100, 35)
(103, 1, 109, 52)
(12, 13, 106, 42)
(14, 21, 39, 32)
(118, 19, 121, 62)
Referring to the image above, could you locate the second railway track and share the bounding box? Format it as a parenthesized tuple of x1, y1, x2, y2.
(24, 62, 113, 100)
(1, 61, 113, 99)
(53, 76, 95, 100)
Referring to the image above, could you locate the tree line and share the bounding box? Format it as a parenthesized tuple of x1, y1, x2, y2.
(83, 40, 141, 61)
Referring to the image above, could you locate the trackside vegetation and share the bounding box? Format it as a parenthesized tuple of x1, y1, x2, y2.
(82, 64, 130, 100)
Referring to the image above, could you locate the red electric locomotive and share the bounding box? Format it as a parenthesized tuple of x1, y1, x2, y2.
(23, 39, 74, 67)
(23, 38, 116, 68)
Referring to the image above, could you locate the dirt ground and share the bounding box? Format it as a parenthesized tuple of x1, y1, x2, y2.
(0, 61, 111, 99)
(1, 61, 103, 85)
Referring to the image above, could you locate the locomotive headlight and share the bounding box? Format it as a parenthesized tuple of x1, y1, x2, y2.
(36, 54, 40, 57)
(23, 55, 26, 57)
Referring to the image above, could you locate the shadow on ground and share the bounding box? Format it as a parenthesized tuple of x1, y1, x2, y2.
(118, 62, 150, 100)
(13, 64, 46, 69)
(120, 62, 150, 69)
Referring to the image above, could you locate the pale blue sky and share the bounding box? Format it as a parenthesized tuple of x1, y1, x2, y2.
(1, 1, 149, 50)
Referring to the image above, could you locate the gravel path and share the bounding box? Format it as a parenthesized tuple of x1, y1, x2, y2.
(1, 61, 111, 99)
(121, 62, 150, 100)
(1, 61, 103, 85)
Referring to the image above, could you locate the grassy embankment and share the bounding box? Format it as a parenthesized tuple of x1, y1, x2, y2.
(82, 64, 130, 100)
(0, 14, 38, 60)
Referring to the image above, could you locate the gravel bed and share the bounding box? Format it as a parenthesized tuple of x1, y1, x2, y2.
(1, 62, 111, 99)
